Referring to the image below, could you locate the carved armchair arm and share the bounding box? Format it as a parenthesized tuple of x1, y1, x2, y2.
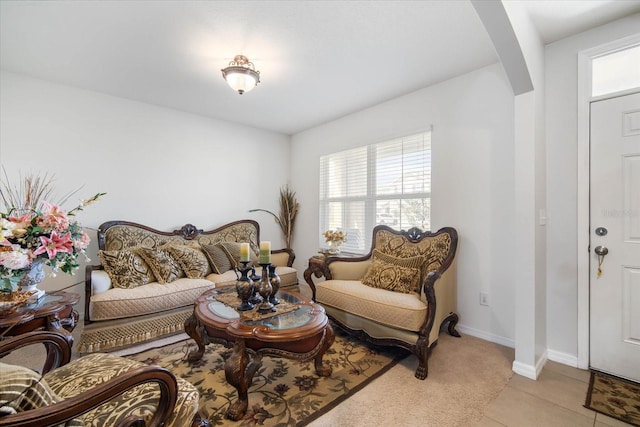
(304, 254, 370, 301)
(0, 364, 178, 427)
(0, 331, 71, 374)
(271, 248, 296, 267)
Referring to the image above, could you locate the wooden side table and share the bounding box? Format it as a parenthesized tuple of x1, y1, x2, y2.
(0, 291, 80, 346)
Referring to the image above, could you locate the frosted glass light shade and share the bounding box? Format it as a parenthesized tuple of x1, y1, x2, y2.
(223, 69, 259, 94)
(221, 55, 261, 95)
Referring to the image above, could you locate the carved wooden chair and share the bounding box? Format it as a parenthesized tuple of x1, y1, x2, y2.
(0, 331, 208, 426)
(305, 225, 459, 379)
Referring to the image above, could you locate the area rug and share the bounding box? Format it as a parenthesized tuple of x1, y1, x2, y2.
(585, 370, 640, 426)
(126, 328, 407, 426)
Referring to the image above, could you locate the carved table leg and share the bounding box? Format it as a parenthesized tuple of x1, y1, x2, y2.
(47, 314, 74, 346)
(225, 339, 262, 421)
(314, 323, 335, 377)
(60, 310, 79, 333)
(184, 312, 206, 362)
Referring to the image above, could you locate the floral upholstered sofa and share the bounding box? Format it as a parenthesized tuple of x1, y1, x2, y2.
(78, 219, 297, 353)
(304, 225, 458, 380)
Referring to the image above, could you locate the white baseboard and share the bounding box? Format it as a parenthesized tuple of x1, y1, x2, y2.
(457, 324, 515, 348)
(512, 350, 548, 380)
(547, 349, 578, 368)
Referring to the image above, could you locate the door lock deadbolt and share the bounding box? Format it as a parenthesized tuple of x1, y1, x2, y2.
(595, 227, 608, 236)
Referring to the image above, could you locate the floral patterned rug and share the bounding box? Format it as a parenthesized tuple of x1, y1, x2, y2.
(585, 370, 640, 426)
(127, 327, 407, 426)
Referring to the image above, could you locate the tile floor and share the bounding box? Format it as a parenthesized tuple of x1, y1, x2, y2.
(477, 361, 632, 426)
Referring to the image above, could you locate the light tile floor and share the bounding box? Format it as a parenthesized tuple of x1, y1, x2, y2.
(477, 361, 632, 426)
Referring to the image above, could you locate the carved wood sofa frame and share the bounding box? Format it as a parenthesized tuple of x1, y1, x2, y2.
(305, 225, 460, 380)
(84, 219, 296, 324)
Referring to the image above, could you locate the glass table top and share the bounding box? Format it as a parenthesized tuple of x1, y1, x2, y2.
(204, 290, 314, 330)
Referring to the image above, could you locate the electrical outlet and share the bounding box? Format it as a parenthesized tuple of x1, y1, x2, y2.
(480, 292, 489, 306)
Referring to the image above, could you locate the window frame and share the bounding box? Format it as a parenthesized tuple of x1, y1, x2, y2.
(318, 130, 432, 254)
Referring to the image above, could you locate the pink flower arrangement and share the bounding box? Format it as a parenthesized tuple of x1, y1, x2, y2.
(0, 193, 104, 292)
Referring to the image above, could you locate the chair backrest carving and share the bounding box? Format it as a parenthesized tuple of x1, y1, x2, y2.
(372, 225, 458, 277)
(97, 219, 261, 254)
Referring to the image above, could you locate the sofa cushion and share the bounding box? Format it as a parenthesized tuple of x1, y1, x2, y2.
(98, 250, 155, 289)
(201, 244, 233, 274)
(45, 353, 199, 427)
(136, 247, 184, 284)
(217, 241, 259, 267)
(361, 249, 423, 294)
(165, 244, 211, 279)
(316, 279, 426, 332)
(89, 278, 214, 321)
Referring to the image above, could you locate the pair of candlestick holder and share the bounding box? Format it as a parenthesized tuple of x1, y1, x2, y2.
(235, 261, 281, 314)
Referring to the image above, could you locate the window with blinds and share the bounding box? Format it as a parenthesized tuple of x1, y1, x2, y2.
(319, 131, 432, 253)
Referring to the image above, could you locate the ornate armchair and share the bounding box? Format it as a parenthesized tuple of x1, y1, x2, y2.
(304, 225, 459, 380)
(0, 331, 208, 426)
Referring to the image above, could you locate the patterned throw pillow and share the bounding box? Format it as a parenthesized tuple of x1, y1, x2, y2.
(0, 363, 83, 426)
(165, 244, 211, 279)
(98, 250, 155, 289)
(201, 244, 233, 274)
(217, 241, 259, 268)
(361, 249, 423, 294)
(136, 247, 184, 284)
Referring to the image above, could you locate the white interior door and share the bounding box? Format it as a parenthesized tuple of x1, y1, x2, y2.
(590, 91, 640, 382)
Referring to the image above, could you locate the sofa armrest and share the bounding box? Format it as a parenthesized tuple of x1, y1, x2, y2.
(0, 364, 178, 427)
(84, 265, 111, 324)
(271, 248, 295, 267)
(0, 331, 72, 374)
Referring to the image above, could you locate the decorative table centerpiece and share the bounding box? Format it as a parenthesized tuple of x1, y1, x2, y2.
(323, 229, 346, 254)
(0, 171, 104, 303)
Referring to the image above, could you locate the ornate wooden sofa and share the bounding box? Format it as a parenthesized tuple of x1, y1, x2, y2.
(304, 225, 459, 379)
(0, 331, 207, 426)
(79, 219, 297, 353)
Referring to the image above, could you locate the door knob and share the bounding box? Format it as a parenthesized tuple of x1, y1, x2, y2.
(594, 246, 609, 256)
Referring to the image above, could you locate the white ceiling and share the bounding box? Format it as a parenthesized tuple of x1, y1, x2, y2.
(1, 1, 639, 135)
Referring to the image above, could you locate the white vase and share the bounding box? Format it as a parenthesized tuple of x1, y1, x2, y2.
(328, 240, 342, 254)
(19, 258, 46, 302)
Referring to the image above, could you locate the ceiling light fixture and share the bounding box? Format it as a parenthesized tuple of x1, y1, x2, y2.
(221, 54, 261, 95)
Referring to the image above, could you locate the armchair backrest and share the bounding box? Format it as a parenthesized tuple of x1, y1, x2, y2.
(371, 225, 458, 279)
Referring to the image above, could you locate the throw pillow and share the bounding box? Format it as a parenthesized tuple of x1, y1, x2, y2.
(136, 247, 184, 284)
(201, 244, 233, 274)
(361, 249, 423, 294)
(0, 362, 83, 426)
(165, 244, 211, 279)
(217, 241, 259, 268)
(98, 250, 155, 289)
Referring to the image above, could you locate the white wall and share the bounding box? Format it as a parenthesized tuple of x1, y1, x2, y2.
(0, 71, 291, 295)
(545, 14, 640, 363)
(291, 63, 516, 346)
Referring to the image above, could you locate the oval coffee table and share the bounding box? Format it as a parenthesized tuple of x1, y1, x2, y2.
(184, 288, 334, 421)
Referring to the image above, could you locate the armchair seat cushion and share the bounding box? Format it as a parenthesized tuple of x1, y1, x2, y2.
(45, 353, 199, 427)
(316, 279, 427, 332)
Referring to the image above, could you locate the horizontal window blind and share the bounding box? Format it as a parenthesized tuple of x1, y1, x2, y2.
(319, 131, 431, 253)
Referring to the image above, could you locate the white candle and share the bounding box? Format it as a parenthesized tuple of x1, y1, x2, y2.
(259, 241, 271, 264)
(240, 242, 250, 262)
